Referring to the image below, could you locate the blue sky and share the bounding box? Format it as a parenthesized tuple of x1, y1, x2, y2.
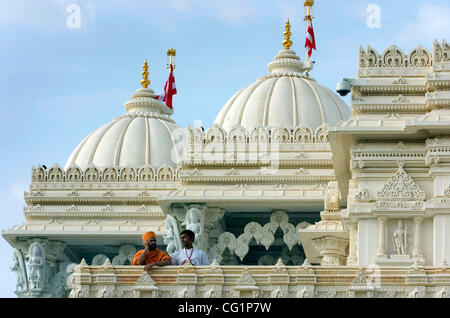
(1, 0, 449, 297)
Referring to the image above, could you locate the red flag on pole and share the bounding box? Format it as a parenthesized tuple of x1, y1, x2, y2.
(305, 16, 316, 58)
(156, 64, 177, 109)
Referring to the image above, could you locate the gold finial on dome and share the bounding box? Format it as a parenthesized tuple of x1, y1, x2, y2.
(282, 19, 293, 50)
(141, 59, 150, 88)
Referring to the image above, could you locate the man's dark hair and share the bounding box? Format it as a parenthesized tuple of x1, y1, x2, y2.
(180, 229, 195, 242)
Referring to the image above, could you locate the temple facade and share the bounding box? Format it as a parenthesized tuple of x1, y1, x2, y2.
(3, 19, 450, 297)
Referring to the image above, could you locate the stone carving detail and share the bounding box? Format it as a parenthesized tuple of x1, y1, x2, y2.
(49, 262, 78, 298)
(121, 168, 136, 182)
(392, 95, 410, 103)
(164, 215, 182, 255)
(47, 164, 64, 182)
(409, 46, 431, 67)
(27, 241, 45, 291)
(139, 165, 155, 182)
(225, 168, 239, 176)
(205, 124, 226, 144)
(112, 245, 137, 265)
(66, 166, 82, 182)
(383, 46, 405, 67)
(393, 220, 407, 255)
(250, 127, 269, 143)
(315, 124, 328, 143)
(184, 207, 204, 250)
(136, 272, 156, 286)
(102, 168, 118, 182)
(210, 211, 302, 262)
(433, 40, 450, 63)
(444, 185, 450, 197)
(293, 127, 313, 143)
(377, 166, 425, 201)
(355, 188, 373, 202)
(84, 166, 100, 182)
(271, 127, 291, 143)
(157, 165, 174, 182)
(30, 164, 179, 183)
(11, 248, 28, 294)
(32, 165, 46, 182)
(91, 254, 109, 266)
(229, 126, 248, 143)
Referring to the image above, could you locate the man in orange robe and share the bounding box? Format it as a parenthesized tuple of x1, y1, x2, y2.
(131, 231, 171, 271)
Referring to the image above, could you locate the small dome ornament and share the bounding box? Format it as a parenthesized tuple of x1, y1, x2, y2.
(282, 19, 293, 50)
(140, 59, 150, 88)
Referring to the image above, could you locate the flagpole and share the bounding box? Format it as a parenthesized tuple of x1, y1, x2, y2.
(304, 0, 315, 76)
(167, 48, 176, 118)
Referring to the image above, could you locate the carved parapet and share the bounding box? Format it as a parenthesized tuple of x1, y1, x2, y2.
(232, 268, 260, 298)
(31, 164, 179, 184)
(133, 272, 159, 298)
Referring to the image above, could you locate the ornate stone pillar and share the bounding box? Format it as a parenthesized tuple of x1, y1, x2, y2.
(311, 236, 349, 266)
(376, 217, 388, 259)
(413, 217, 424, 261)
(347, 222, 358, 265)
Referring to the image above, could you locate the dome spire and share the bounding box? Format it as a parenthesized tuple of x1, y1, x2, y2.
(282, 19, 293, 50)
(141, 59, 150, 88)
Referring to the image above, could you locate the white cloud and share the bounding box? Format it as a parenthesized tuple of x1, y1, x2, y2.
(399, 4, 450, 45)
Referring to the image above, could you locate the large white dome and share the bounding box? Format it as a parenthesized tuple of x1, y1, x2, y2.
(64, 87, 181, 170)
(214, 50, 350, 131)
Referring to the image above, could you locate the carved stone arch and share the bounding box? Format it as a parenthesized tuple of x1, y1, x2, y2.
(434, 40, 443, 63)
(32, 165, 47, 182)
(382, 45, 406, 67)
(138, 165, 155, 182)
(315, 124, 329, 143)
(228, 126, 248, 143)
(367, 45, 380, 67)
(359, 46, 367, 68)
(408, 45, 431, 67)
(66, 165, 83, 182)
(271, 127, 291, 143)
(157, 165, 174, 182)
(250, 127, 269, 143)
(91, 254, 109, 266)
(120, 167, 136, 182)
(443, 40, 450, 62)
(48, 164, 64, 182)
(102, 167, 118, 182)
(84, 165, 100, 182)
(205, 124, 225, 144)
(192, 127, 204, 144)
(293, 126, 313, 143)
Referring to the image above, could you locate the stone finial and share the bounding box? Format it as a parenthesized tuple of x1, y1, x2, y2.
(79, 259, 87, 267)
(102, 258, 112, 267)
(210, 259, 220, 267)
(442, 258, 448, 268)
(275, 258, 285, 267)
(302, 258, 311, 267)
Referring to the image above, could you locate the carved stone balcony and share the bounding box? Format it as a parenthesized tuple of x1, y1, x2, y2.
(69, 262, 450, 298)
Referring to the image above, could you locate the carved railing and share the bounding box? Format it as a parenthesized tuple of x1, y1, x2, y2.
(187, 124, 329, 146)
(69, 262, 450, 298)
(31, 164, 180, 183)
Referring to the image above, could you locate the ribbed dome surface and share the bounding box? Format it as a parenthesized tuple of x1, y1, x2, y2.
(214, 50, 350, 131)
(64, 87, 181, 170)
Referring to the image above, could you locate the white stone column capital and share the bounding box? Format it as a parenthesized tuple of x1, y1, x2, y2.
(413, 216, 424, 224)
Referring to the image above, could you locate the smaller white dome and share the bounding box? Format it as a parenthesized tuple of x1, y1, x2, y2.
(65, 87, 182, 170)
(214, 50, 350, 131)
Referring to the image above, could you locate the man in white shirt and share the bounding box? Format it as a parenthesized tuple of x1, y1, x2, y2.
(171, 230, 210, 266)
